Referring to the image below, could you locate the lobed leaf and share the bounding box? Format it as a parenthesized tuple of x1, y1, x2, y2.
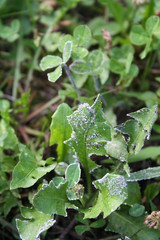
(10, 145, 56, 189)
(65, 95, 111, 172)
(33, 179, 74, 216)
(16, 207, 55, 240)
(83, 174, 127, 218)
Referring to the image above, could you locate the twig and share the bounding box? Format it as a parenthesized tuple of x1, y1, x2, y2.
(0, 94, 16, 102)
(24, 95, 60, 122)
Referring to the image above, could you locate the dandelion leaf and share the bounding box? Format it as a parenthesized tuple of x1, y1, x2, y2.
(83, 174, 127, 218)
(65, 95, 111, 172)
(16, 207, 55, 240)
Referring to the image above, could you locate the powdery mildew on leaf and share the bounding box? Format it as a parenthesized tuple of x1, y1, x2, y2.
(125, 166, 160, 182)
(65, 95, 111, 172)
(16, 207, 55, 240)
(83, 174, 127, 218)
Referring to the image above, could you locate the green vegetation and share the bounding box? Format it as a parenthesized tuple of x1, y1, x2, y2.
(0, 0, 160, 239)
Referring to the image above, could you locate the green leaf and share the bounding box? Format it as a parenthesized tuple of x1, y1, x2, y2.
(50, 103, 72, 162)
(125, 166, 160, 182)
(130, 25, 149, 46)
(86, 50, 104, 75)
(65, 163, 81, 188)
(33, 180, 73, 216)
(47, 65, 62, 82)
(0, 99, 10, 112)
(127, 104, 157, 140)
(65, 95, 111, 172)
(40, 55, 62, 71)
(72, 46, 88, 60)
(124, 182, 141, 206)
(129, 204, 145, 217)
(63, 41, 73, 63)
(99, 0, 124, 25)
(83, 174, 127, 218)
(106, 207, 160, 240)
(145, 16, 159, 35)
(75, 225, 90, 235)
(144, 183, 160, 203)
(90, 219, 106, 228)
(10, 146, 56, 189)
(70, 60, 92, 74)
(105, 131, 128, 161)
(55, 162, 68, 175)
(16, 207, 55, 240)
(129, 146, 160, 163)
(117, 104, 158, 154)
(73, 25, 91, 46)
(59, 34, 73, 52)
(0, 119, 18, 150)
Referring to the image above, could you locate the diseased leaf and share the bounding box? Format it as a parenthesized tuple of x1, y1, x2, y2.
(16, 207, 55, 240)
(125, 166, 160, 182)
(116, 104, 157, 155)
(106, 207, 160, 240)
(33, 180, 74, 216)
(127, 104, 157, 139)
(65, 163, 81, 188)
(40, 55, 62, 71)
(10, 146, 56, 189)
(73, 25, 91, 46)
(65, 95, 111, 172)
(50, 103, 72, 162)
(105, 131, 128, 162)
(47, 65, 62, 82)
(63, 41, 73, 63)
(83, 174, 127, 218)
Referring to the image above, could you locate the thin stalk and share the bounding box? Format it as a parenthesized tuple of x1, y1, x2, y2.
(12, 40, 23, 98)
(26, 0, 36, 28)
(93, 75, 106, 106)
(63, 64, 80, 97)
(79, 197, 85, 208)
(25, 8, 67, 89)
(1, 10, 29, 18)
(141, 51, 152, 90)
(85, 167, 92, 194)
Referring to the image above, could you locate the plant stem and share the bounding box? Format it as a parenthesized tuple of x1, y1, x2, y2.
(12, 39, 23, 99)
(85, 167, 92, 194)
(26, 0, 36, 28)
(25, 8, 67, 90)
(79, 197, 85, 208)
(63, 64, 80, 97)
